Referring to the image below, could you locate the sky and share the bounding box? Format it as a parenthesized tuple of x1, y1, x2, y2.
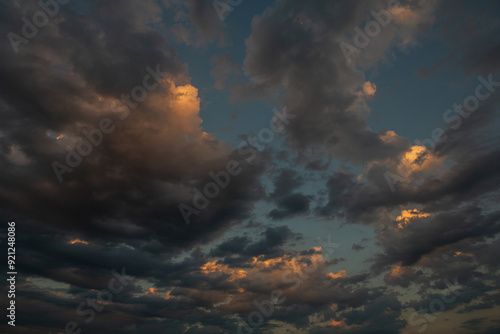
(0, 0, 500, 333)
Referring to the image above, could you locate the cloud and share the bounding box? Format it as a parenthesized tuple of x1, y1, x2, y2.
(352, 243, 365, 251)
(2, 1, 500, 333)
(268, 193, 311, 220)
(270, 168, 304, 199)
(361, 81, 377, 97)
(327, 269, 347, 279)
(0, 0, 273, 260)
(372, 205, 500, 269)
(231, 0, 444, 165)
(211, 226, 300, 260)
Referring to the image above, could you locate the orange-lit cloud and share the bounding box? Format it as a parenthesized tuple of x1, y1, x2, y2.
(289, 253, 325, 274)
(328, 319, 344, 327)
(396, 209, 431, 229)
(170, 83, 201, 117)
(327, 269, 347, 279)
(69, 239, 89, 245)
(146, 287, 174, 300)
(201, 261, 247, 281)
(251, 255, 287, 269)
(198, 249, 330, 309)
(249, 252, 326, 274)
(46, 131, 64, 140)
(404, 145, 427, 164)
(164, 290, 174, 300)
(453, 251, 473, 258)
(199, 249, 332, 312)
(391, 6, 422, 26)
(403, 145, 445, 174)
(380, 130, 399, 143)
(361, 81, 377, 97)
(387, 3, 439, 49)
(375, 144, 446, 189)
(390, 265, 404, 277)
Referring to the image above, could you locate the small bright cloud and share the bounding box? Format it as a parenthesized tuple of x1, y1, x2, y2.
(396, 209, 431, 229)
(69, 239, 89, 245)
(327, 269, 347, 279)
(361, 81, 377, 97)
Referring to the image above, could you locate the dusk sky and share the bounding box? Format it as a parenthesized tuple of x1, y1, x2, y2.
(1, 0, 500, 333)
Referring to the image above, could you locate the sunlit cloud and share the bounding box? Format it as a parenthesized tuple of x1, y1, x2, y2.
(404, 145, 444, 173)
(69, 239, 89, 245)
(380, 130, 400, 143)
(453, 251, 473, 258)
(361, 81, 377, 97)
(396, 209, 431, 229)
(201, 261, 247, 281)
(391, 6, 422, 26)
(390, 265, 404, 277)
(327, 269, 347, 279)
(327, 319, 344, 327)
(146, 287, 174, 300)
(1, 0, 499, 333)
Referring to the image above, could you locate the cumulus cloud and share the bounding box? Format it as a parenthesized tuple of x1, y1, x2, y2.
(2, 0, 500, 333)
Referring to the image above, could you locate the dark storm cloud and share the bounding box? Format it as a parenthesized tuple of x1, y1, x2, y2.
(420, 240, 500, 282)
(461, 318, 488, 330)
(372, 206, 500, 268)
(313, 97, 500, 295)
(388, 239, 500, 320)
(250, 272, 386, 331)
(0, 0, 269, 254)
(233, 0, 436, 164)
(336, 294, 405, 333)
(211, 225, 300, 260)
(3, 221, 250, 333)
(247, 225, 301, 253)
(384, 266, 424, 288)
(0, 1, 274, 330)
(270, 168, 303, 198)
(0, 3, 276, 331)
(209, 236, 250, 257)
(317, 170, 357, 218)
(317, 101, 500, 227)
(2, 0, 500, 333)
(297, 289, 406, 334)
(351, 243, 365, 251)
(306, 158, 331, 171)
(267, 168, 310, 219)
(268, 192, 310, 220)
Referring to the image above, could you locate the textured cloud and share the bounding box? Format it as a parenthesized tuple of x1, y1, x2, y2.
(1, 0, 500, 333)
(0, 0, 271, 258)
(227, 0, 448, 164)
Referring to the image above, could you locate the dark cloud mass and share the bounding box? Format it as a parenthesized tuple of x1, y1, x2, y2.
(1, 0, 500, 333)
